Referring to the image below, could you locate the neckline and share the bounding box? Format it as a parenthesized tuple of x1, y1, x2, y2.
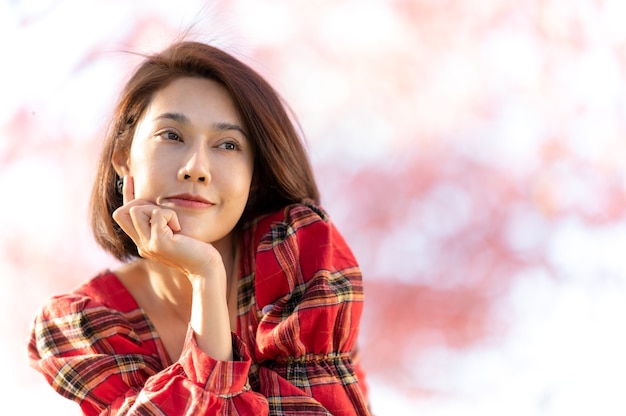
(100, 270, 174, 366)
(95, 225, 254, 366)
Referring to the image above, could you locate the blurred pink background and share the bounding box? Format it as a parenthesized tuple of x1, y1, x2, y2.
(3, 1, 626, 414)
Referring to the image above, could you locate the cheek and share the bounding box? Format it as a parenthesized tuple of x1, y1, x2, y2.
(217, 159, 253, 196)
(128, 155, 165, 200)
(132, 175, 157, 200)
(233, 168, 254, 199)
(223, 180, 251, 206)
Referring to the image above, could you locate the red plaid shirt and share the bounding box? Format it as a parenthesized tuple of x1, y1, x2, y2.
(28, 201, 370, 415)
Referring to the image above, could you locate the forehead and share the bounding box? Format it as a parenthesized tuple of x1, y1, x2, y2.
(143, 77, 243, 125)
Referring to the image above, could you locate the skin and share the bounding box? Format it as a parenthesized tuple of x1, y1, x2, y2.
(111, 77, 254, 362)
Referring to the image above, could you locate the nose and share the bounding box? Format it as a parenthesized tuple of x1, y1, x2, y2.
(177, 150, 210, 183)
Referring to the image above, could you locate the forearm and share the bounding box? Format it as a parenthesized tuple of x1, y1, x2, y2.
(190, 275, 233, 361)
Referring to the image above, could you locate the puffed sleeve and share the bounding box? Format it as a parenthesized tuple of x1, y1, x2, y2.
(251, 202, 371, 415)
(27, 292, 268, 415)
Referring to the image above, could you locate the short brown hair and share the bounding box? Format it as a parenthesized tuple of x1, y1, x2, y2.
(90, 41, 320, 261)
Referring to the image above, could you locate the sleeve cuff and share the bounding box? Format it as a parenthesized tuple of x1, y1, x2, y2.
(179, 324, 252, 396)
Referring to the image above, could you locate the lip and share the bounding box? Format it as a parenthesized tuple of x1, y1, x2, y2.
(163, 193, 214, 209)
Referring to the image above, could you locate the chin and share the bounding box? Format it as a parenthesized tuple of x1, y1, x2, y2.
(177, 220, 230, 243)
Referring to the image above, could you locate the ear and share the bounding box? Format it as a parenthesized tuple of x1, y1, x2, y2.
(111, 147, 130, 177)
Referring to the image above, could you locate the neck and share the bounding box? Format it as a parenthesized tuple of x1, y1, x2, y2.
(143, 261, 192, 311)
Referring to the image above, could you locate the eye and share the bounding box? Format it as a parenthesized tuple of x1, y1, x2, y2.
(157, 129, 182, 142)
(218, 140, 239, 151)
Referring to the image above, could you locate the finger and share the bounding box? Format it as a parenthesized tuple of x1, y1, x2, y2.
(146, 208, 218, 274)
(164, 209, 181, 233)
(122, 175, 135, 204)
(151, 208, 181, 236)
(112, 204, 138, 242)
(112, 199, 152, 242)
(128, 205, 153, 243)
(112, 197, 156, 244)
(149, 208, 179, 243)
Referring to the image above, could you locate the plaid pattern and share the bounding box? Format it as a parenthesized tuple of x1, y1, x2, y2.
(28, 201, 370, 415)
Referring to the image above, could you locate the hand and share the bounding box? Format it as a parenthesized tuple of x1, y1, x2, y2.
(112, 176, 225, 280)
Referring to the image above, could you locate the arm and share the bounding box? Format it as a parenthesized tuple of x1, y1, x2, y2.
(112, 176, 234, 362)
(250, 203, 371, 415)
(28, 291, 267, 415)
(26, 176, 264, 414)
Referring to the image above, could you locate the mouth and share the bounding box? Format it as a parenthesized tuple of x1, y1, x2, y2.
(163, 193, 214, 209)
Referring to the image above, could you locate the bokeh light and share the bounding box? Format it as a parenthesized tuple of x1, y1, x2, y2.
(3, 1, 626, 414)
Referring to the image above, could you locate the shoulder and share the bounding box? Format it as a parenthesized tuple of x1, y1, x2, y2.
(281, 199, 330, 224)
(34, 272, 117, 317)
(254, 199, 329, 226)
(40, 270, 139, 314)
(249, 200, 360, 285)
(251, 199, 332, 247)
(245, 200, 359, 263)
(31, 271, 147, 355)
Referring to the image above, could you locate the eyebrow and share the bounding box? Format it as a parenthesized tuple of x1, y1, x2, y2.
(154, 112, 248, 137)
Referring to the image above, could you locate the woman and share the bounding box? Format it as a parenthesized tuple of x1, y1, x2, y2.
(27, 41, 370, 415)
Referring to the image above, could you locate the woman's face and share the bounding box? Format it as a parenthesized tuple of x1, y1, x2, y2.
(114, 77, 254, 244)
